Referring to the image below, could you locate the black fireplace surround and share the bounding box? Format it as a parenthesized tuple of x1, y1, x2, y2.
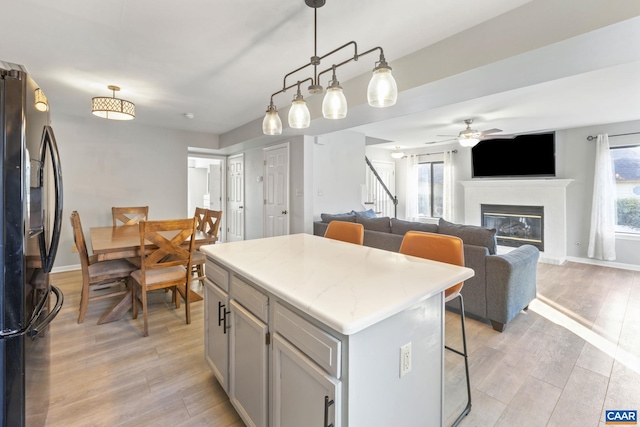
(481, 204, 544, 251)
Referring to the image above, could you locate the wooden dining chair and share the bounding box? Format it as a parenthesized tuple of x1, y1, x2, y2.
(194, 207, 207, 232)
(112, 206, 149, 226)
(399, 231, 471, 426)
(130, 218, 197, 337)
(70, 211, 137, 323)
(191, 209, 223, 286)
(324, 220, 364, 245)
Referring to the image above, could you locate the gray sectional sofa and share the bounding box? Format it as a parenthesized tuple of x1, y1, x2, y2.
(313, 213, 540, 332)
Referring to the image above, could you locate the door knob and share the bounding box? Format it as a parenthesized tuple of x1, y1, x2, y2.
(281, 210, 288, 215)
(239, 206, 244, 209)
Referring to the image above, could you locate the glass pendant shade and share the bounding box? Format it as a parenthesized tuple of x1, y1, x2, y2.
(263, 104, 283, 135)
(288, 94, 310, 129)
(367, 67, 398, 108)
(322, 81, 347, 120)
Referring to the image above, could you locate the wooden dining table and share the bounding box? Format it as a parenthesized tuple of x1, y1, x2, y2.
(90, 224, 217, 324)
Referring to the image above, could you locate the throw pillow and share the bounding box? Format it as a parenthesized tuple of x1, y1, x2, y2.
(390, 218, 439, 235)
(356, 216, 391, 233)
(438, 218, 497, 255)
(352, 208, 377, 219)
(320, 212, 356, 223)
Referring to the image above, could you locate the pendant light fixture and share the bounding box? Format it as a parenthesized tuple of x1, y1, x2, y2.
(322, 67, 347, 119)
(91, 85, 135, 121)
(288, 84, 311, 128)
(262, 101, 283, 135)
(262, 0, 398, 135)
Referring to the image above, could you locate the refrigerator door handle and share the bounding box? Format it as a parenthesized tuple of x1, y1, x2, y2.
(28, 285, 63, 339)
(38, 125, 63, 273)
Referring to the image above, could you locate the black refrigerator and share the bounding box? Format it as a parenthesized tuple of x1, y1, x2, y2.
(0, 63, 64, 426)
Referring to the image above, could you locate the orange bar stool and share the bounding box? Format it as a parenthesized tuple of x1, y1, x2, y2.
(399, 231, 471, 427)
(324, 221, 364, 245)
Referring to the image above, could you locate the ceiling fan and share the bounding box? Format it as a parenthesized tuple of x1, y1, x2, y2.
(427, 119, 514, 147)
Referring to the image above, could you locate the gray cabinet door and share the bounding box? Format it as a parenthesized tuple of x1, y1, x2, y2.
(272, 334, 341, 427)
(204, 279, 229, 391)
(230, 299, 268, 427)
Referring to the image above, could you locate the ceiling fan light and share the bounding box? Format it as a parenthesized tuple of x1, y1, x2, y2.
(288, 92, 310, 129)
(262, 103, 282, 135)
(322, 78, 347, 119)
(459, 137, 480, 147)
(368, 61, 397, 108)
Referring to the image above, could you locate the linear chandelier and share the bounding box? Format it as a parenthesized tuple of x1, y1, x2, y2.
(263, 0, 398, 135)
(91, 85, 135, 121)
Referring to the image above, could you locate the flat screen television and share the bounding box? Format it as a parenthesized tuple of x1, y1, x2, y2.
(471, 132, 556, 178)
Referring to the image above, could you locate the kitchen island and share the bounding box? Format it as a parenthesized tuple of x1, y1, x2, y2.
(201, 233, 474, 427)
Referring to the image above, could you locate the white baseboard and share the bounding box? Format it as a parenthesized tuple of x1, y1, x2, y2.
(564, 256, 640, 272)
(51, 264, 80, 274)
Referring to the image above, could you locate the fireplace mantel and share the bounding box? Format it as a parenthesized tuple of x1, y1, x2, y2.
(460, 179, 574, 189)
(460, 179, 574, 264)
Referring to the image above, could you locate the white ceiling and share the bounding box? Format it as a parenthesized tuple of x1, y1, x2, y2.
(2, 0, 639, 151)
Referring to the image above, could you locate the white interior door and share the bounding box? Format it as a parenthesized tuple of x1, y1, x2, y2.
(227, 154, 244, 242)
(263, 144, 289, 238)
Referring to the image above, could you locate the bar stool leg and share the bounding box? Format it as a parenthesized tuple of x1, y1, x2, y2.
(445, 293, 471, 427)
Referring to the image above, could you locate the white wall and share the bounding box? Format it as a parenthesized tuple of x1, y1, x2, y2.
(312, 131, 367, 218)
(53, 113, 216, 269)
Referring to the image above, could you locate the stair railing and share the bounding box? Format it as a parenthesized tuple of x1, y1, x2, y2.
(365, 156, 398, 219)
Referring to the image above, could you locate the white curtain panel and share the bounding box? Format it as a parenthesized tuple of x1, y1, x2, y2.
(406, 154, 419, 221)
(443, 150, 454, 221)
(587, 134, 617, 260)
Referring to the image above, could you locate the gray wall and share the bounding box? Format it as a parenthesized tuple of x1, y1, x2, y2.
(54, 113, 216, 268)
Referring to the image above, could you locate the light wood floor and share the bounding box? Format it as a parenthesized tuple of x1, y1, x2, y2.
(44, 262, 640, 427)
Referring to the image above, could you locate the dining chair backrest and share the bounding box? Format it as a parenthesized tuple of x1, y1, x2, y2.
(112, 206, 149, 226)
(194, 207, 207, 232)
(70, 211, 91, 273)
(324, 221, 365, 245)
(138, 218, 197, 279)
(399, 231, 465, 298)
(203, 209, 223, 240)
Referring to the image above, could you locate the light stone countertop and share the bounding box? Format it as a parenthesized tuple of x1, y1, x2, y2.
(201, 233, 474, 335)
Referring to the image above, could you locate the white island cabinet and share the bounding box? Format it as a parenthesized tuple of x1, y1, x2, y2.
(201, 234, 474, 427)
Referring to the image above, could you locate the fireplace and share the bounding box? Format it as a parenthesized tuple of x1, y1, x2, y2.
(481, 204, 544, 251)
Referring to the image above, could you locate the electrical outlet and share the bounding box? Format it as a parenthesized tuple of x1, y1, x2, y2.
(400, 342, 412, 377)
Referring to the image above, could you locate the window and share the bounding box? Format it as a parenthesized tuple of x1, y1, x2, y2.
(417, 161, 443, 218)
(611, 145, 640, 234)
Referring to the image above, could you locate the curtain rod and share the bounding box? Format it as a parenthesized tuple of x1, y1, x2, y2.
(586, 132, 640, 141)
(414, 149, 458, 156)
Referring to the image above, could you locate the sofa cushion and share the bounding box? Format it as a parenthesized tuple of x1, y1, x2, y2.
(356, 216, 391, 233)
(320, 212, 356, 223)
(438, 218, 497, 255)
(352, 208, 377, 219)
(390, 218, 439, 236)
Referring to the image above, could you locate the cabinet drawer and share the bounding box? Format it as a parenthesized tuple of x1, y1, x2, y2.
(230, 275, 268, 323)
(274, 303, 341, 379)
(206, 258, 229, 292)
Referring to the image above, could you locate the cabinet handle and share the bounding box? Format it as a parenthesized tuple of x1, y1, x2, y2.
(223, 308, 231, 334)
(324, 395, 334, 427)
(218, 302, 225, 326)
